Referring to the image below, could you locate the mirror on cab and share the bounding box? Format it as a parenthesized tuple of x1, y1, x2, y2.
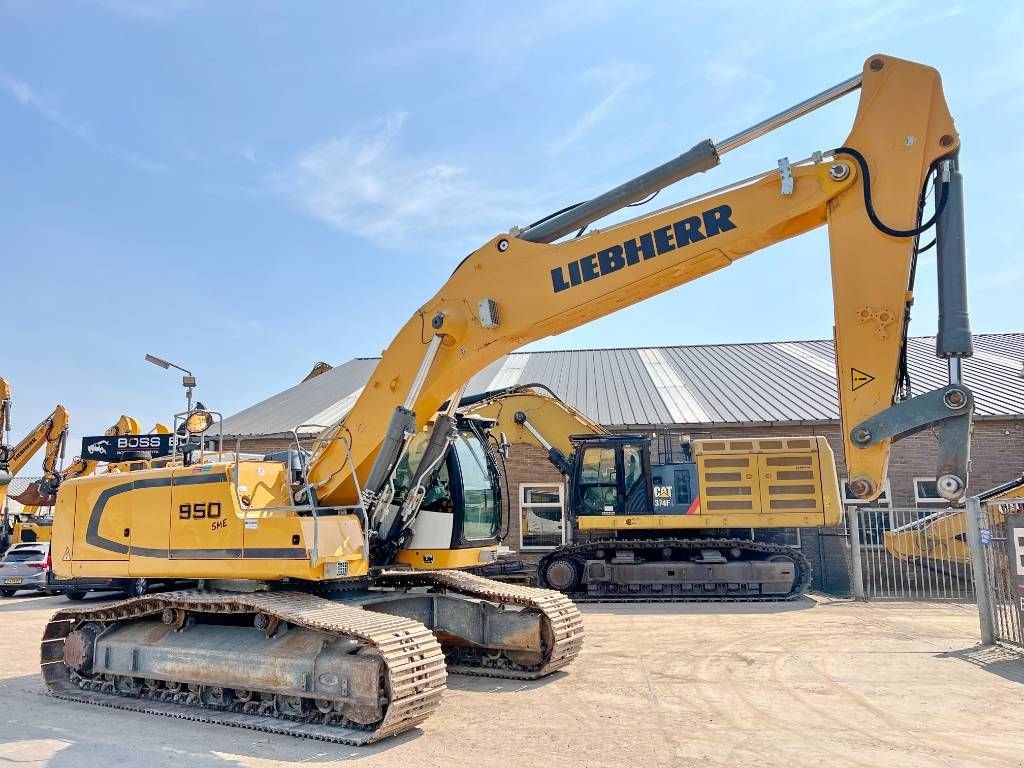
(185, 409, 214, 434)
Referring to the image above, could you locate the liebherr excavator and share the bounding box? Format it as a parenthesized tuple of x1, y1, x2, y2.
(460, 385, 841, 599)
(45, 54, 972, 743)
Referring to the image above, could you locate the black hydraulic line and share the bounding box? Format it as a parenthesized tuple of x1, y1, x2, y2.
(834, 146, 950, 238)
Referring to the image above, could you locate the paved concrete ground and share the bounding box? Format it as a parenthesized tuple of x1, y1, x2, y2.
(1, 593, 1022, 768)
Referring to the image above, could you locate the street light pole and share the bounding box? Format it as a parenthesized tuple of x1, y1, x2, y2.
(145, 354, 197, 414)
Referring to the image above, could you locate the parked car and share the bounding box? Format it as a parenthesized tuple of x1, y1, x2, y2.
(0, 542, 52, 596)
(47, 574, 154, 601)
(46, 573, 194, 601)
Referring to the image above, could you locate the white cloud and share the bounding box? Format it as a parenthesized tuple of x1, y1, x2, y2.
(124, 153, 169, 173)
(3, 73, 168, 174)
(2, 76, 92, 140)
(277, 112, 537, 249)
(549, 62, 651, 156)
(704, 61, 774, 92)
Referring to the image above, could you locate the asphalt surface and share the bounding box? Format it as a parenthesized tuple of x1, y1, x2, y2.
(1, 592, 1021, 767)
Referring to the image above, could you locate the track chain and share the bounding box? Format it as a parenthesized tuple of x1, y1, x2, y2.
(39, 589, 447, 745)
(538, 538, 812, 602)
(375, 569, 585, 678)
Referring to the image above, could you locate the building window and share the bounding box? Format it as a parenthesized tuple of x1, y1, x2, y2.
(519, 483, 565, 550)
(750, 528, 801, 548)
(913, 478, 948, 507)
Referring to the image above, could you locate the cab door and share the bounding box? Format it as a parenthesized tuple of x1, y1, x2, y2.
(574, 444, 621, 517)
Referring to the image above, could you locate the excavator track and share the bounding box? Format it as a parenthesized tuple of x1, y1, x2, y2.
(374, 570, 585, 679)
(538, 538, 811, 603)
(39, 589, 447, 745)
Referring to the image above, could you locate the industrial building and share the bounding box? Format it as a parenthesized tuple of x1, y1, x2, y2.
(215, 332, 1024, 593)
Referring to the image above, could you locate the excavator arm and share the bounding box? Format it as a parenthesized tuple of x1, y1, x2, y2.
(459, 384, 609, 474)
(0, 378, 12, 486)
(308, 54, 971, 524)
(3, 405, 70, 507)
(0, 377, 10, 446)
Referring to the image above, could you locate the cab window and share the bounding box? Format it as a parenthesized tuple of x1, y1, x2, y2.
(454, 430, 499, 541)
(579, 447, 618, 516)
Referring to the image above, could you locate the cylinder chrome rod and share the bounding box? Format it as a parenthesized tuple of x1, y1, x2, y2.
(520, 73, 862, 245)
(715, 74, 863, 155)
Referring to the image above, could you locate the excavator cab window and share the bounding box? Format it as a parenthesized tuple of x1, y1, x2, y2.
(578, 446, 618, 516)
(452, 430, 499, 541)
(390, 425, 500, 546)
(574, 436, 653, 517)
(391, 433, 453, 513)
(623, 444, 649, 513)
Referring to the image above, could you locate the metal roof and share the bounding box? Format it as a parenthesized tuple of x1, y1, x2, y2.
(214, 357, 379, 438)
(215, 333, 1024, 436)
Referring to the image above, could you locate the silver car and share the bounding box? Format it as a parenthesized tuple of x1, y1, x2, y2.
(0, 542, 51, 596)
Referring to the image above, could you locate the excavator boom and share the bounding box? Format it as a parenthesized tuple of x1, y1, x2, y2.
(309, 55, 972, 524)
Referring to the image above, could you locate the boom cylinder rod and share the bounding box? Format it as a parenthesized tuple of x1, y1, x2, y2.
(934, 158, 973, 366)
(519, 73, 862, 245)
(714, 74, 862, 154)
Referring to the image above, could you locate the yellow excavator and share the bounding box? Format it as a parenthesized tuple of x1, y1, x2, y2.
(1, 401, 70, 552)
(44, 54, 971, 744)
(883, 476, 1024, 568)
(11, 417, 170, 546)
(883, 507, 970, 566)
(460, 384, 841, 598)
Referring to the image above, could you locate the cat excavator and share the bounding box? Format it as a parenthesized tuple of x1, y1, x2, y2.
(460, 384, 841, 599)
(44, 54, 971, 744)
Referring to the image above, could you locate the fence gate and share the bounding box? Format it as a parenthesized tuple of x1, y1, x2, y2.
(969, 495, 1024, 648)
(847, 506, 977, 601)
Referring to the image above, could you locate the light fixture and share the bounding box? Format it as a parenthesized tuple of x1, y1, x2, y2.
(145, 354, 197, 415)
(144, 354, 171, 369)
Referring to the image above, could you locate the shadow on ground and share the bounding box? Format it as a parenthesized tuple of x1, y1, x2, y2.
(1, 673, 420, 765)
(939, 644, 1024, 683)
(578, 595, 817, 616)
(0, 594, 67, 613)
(0, 592, 125, 613)
(445, 669, 567, 693)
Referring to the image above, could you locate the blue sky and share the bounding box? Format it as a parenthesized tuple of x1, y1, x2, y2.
(3, 0, 1022, 473)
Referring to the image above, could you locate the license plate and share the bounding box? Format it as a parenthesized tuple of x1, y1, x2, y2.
(4, 578, 23, 585)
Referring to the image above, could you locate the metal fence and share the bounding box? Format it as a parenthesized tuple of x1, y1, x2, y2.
(847, 506, 976, 601)
(970, 496, 1024, 649)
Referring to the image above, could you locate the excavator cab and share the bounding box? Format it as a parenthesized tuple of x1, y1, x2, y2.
(391, 416, 503, 568)
(570, 434, 654, 518)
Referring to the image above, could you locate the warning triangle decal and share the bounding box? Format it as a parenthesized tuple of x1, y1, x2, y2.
(62, 548, 72, 562)
(851, 368, 875, 391)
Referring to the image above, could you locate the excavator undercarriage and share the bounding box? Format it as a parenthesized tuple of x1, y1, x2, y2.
(42, 571, 583, 744)
(539, 538, 811, 602)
